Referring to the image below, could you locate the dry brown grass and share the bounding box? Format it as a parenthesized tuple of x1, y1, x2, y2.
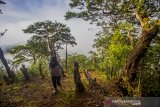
(0, 72, 122, 107)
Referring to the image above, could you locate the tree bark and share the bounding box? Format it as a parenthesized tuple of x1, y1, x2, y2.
(39, 57, 44, 79)
(84, 70, 96, 88)
(50, 49, 58, 67)
(46, 35, 52, 55)
(0, 47, 15, 80)
(124, 18, 159, 82)
(73, 62, 85, 93)
(65, 43, 68, 72)
(20, 64, 30, 81)
(127, 30, 135, 46)
(110, 67, 113, 79)
(59, 64, 66, 77)
(39, 61, 44, 79)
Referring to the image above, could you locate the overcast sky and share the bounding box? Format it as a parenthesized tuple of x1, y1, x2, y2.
(0, 0, 100, 59)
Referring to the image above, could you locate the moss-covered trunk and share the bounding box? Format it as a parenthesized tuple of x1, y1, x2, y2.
(124, 14, 159, 82)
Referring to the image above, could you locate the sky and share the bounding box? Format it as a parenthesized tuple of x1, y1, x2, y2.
(0, 0, 100, 59)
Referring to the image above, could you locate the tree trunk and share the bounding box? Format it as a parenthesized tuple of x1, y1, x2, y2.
(46, 36, 52, 55)
(84, 70, 96, 88)
(39, 62, 44, 79)
(59, 64, 66, 77)
(39, 57, 44, 79)
(33, 55, 36, 64)
(0, 47, 15, 80)
(50, 49, 59, 67)
(65, 43, 68, 72)
(20, 64, 30, 81)
(124, 23, 159, 82)
(73, 62, 85, 93)
(110, 67, 113, 79)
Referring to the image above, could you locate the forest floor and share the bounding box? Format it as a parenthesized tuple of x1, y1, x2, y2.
(0, 72, 122, 107)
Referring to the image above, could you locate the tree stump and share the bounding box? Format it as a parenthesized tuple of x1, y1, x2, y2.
(84, 70, 96, 89)
(3, 75, 11, 84)
(20, 64, 30, 81)
(73, 62, 85, 93)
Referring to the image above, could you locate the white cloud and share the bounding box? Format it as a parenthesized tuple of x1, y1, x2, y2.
(0, 0, 100, 59)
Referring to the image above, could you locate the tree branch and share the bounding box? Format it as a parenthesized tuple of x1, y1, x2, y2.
(0, 29, 7, 37)
(127, 29, 135, 46)
(135, 13, 144, 27)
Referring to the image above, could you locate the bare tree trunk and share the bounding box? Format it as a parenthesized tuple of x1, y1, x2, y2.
(73, 62, 85, 93)
(65, 43, 68, 72)
(84, 70, 96, 88)
(0, 47, 15, 80)
(50, 49, 59, 68)
(20, 64, 30, 81)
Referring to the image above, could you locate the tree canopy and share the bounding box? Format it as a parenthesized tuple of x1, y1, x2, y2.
(0, 0, 6, 14)
(10, 35, 49, 65)
(23, 20, 77, 56)
(65, 0, 160, 24)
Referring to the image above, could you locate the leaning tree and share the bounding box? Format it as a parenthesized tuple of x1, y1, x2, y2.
(0, 1, 15, 81)
(0, 0, 15, 80)
(65, 0, 160, 84)
(0, 29, 15, 80)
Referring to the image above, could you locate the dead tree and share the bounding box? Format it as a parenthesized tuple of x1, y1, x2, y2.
(0, 47, 15, 81)
(20, 64, 30, 81)
(73, 62, 85, 93)
(84, 70, 96, 88)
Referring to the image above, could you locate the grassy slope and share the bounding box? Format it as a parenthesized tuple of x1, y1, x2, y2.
(0, 72, 121, 107)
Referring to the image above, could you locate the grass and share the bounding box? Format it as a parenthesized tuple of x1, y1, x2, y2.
(0, 71, 122, 107)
